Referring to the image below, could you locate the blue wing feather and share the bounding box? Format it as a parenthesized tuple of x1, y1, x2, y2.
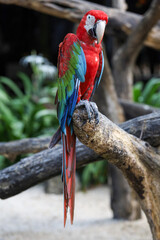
(96, 50, 104, 87)
(57, 36, 86, 134)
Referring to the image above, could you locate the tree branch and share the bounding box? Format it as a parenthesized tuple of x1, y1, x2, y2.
(73, 103, 160, 171)
(113, 0, 160, 99)
(0, 111, 159, 159)
(0, 109, 160, 199)
(0, 0, 160, 50)
(0, 142, 101, 199)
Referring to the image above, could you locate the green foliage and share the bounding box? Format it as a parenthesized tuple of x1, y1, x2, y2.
(81, 160, 108, 189)
(133, 78, 160, 107)
(0, 66, 58, 169)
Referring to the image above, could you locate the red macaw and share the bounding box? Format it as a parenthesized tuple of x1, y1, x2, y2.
(49, 10, 108, 226)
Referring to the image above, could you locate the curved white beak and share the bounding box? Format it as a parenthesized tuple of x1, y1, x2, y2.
(96, 20, 106, 44)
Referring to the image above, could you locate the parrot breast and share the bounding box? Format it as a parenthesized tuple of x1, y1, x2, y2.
(79, 43, 101, 99)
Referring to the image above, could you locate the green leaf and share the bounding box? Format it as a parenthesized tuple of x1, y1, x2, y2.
(81, 160, 108, 188)
(133, 82, 143, 102)
(17, 72, 32, 96)
(38, 97, 52, 104)
(149, 93, 160, 107)
(0, 88, 10, 103)
(0, 76, 24, 98)
(0, 101, 16, 122)
(35, 109, 57, 119)
(141, 78, 160, 104)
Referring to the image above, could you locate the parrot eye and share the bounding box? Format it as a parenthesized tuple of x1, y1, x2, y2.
(85, 14, 96, 32)
(86, 14, 95, 22)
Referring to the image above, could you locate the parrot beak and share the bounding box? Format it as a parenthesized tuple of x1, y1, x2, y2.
(88, 20, 106, 44)
(95, 20, 106, 44)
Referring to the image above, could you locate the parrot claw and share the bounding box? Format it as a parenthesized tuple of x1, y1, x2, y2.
(90, 102, 99, 124)
(76, 100, 99, 124)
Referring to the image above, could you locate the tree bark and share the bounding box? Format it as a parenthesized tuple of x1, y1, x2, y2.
(0, 0, 160, 50)
(113, 0, 160, 100)
(72, 103, 160, 240)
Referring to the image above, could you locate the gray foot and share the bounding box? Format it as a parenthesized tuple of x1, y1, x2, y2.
(77, 100, 99, 124)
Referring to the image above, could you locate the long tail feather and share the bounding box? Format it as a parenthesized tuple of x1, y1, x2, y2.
(62, 125, 76, 226)
(49, 127, 61, 149)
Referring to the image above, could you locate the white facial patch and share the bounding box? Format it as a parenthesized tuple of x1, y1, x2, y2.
(84, 14, 96, 32)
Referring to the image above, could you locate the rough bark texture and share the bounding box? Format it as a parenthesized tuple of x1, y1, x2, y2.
(73, 103, 160, 240)
(0, 0, 160, 50)
(113, 0, 160, 100)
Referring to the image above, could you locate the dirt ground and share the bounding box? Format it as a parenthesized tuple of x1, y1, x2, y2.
(0, 185, 151, 240)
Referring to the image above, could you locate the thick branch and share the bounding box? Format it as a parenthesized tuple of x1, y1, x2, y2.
(73, 104, 160, 172)
(0, 0, 160, 50)
(72, 103, 160, 240)
(0, 111, 160, 159)
(0, 142, 101, 199)
(0, 110, 160, 200)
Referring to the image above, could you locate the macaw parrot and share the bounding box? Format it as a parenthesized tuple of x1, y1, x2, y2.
(49, 10, 108, 226)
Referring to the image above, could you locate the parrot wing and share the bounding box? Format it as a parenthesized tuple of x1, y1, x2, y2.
(55, 33, 86, 226)
(90, 50, 104, 99)
(57, 33, 86, 133)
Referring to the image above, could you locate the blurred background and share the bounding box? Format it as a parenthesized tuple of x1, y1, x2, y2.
(0, 0, 159, 239)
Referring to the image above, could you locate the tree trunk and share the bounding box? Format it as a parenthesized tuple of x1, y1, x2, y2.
(109, 164, 141, 220)
(111, 0, 160, 219)
(94, 49, 140, 219)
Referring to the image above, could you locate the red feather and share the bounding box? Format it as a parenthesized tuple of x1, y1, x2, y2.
(63, 126, 76, 226)
(50, 10, 108, 226)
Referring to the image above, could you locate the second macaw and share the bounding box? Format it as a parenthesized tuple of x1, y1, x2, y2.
(49, 10, 108, 226)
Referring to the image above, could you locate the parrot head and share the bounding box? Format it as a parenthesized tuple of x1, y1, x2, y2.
(77, 10, 108, 45)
